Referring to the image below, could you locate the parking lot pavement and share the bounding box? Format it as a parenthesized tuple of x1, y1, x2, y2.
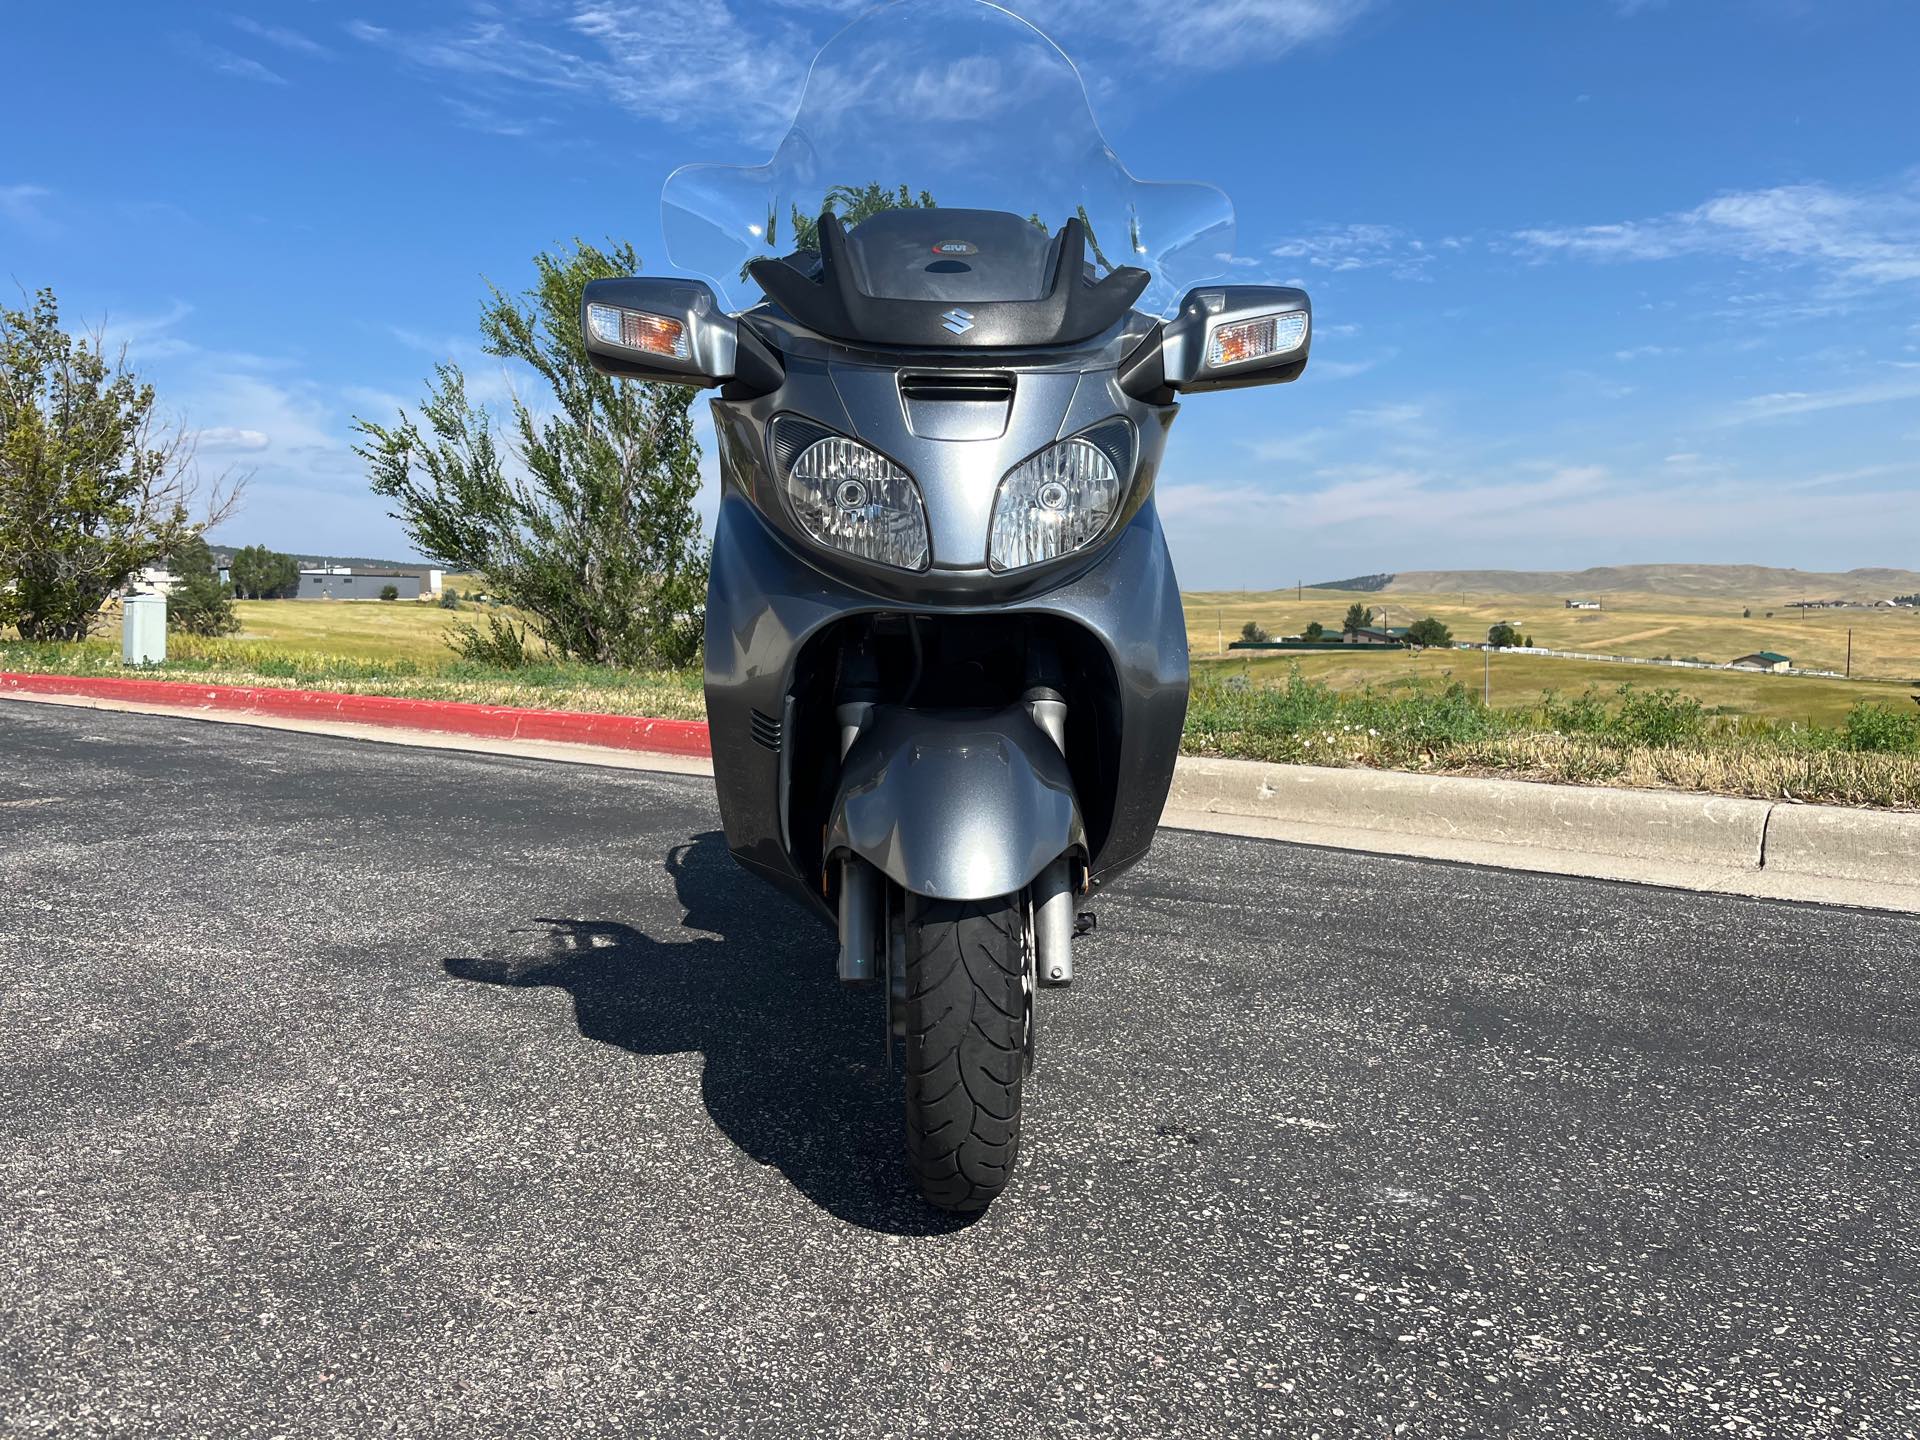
(2, 700, 1917, 1439)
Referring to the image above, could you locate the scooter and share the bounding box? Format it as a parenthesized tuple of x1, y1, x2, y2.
(578, 0, 1311, 1211)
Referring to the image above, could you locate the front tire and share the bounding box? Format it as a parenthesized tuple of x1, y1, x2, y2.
(902, 892, 1026, 1212)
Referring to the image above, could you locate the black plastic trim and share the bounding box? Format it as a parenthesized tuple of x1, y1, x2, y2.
(749, 213, 1150, 350)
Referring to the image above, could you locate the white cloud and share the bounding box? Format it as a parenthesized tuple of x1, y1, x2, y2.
(173, 33, 289, 85)
(1516, 174, 1920, 287)
(1715, 371, 1920, 426)
(195, 426, 271, 452)
(1271, 224, 1432, 279)
(230, 17, 331, 57)
(0, 182, 54, 235)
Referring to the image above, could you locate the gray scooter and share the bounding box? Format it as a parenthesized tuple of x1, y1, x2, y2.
(582, 207, 1310, 1211)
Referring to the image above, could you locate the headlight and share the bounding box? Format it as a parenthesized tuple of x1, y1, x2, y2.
(782, 432, 930, 572)
(988, 422, 1130, 572)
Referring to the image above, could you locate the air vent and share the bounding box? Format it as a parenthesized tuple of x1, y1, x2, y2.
(899, 372, 1014, 405)
(899, 372, 1015, 441)
(749, 708, 783, 751)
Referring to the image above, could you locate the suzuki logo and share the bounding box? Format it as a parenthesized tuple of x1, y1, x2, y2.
(940, 307, 974, 335)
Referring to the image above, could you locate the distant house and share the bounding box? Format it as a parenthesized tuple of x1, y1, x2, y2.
(1729, 651, 1791, 673)
(1344, 626, 1412, 646)
(296, 567, 426, 601)
(1564, 598, 1601, 610)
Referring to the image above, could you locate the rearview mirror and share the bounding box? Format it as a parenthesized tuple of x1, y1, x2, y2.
(579, 276, 781, 394)
(1121, 285, 1311, 400)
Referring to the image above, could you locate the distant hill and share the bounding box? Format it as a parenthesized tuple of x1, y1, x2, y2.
(1309, 572, 1395, 592)
(1361, 565, 1920, 601)
(208, 543, 434, 574)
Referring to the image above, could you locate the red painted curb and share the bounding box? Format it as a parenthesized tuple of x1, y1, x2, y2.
(0, 672, 712, 759)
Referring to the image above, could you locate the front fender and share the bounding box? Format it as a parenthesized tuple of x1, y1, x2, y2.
(826, 705, 1084, 901)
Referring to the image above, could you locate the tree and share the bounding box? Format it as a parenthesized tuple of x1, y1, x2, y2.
(230, 543, 300, 599)
(1239, 620, 1269, 643)
(1406, 616, 1453, 648)
(0, 289, 241, 640)
(1487, 622, 1523, 649)
(1342, 603, 1375, 635)
(379, 583, 399, 601)
(355, 240, 708, 668)
(744, 183, 937, 279)
(1302, 621, 1325, 642)
(165, 535, 238, 637)
(440, 587, 460, 610)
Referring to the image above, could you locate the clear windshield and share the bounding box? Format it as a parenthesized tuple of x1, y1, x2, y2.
(662, 0, 1236, 319)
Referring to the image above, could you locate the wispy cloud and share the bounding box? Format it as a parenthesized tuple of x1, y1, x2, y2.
(1515, 173, 1920, 287)
(1715, 369, 1920, 426)
(173, 33, 288, 86)
(0, 182, 54, 235)
(1271, 223, 1432, 279)
(230, 16, 331, 58)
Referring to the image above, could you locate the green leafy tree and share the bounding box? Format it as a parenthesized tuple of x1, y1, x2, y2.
(1302, 621, 1325, 641)
(745, 183, 937, 279)
(1406, 616, 1453, 648)
(229, 543, 301, 599)
(440, 586, 460, 610)
(165, 535, 238, 636)
(1487, 622, 1524, 649)
(355, 240, 708, 668)
(1342, 603, 1375, 635)
(1239, 620, 1269, 643)
(0, 289, 241, 639)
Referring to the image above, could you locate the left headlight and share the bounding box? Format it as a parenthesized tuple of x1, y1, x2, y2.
(988, 421, 1131, 572)
(782, 432, 930, 572)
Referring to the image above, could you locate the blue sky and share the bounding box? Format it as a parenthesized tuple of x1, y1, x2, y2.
(4, 0, 1917, 585)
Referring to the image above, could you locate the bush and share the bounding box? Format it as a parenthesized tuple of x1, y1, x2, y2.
(445, 612, 540, 668)
(1542, 687, 1610, 735)
(440, 588, 460, 610)
(1239, 620, 1269, 643)
(1844, 702, 1920, 754)
(1609, 685, 1706, 747)
(379, 584, 399, 601)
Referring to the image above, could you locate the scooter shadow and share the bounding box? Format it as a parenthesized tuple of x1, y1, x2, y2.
(442, 831, 979, 1236)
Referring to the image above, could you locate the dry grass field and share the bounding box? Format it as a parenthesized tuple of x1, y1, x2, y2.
(228, 599, 467, 663)
(1185, 586, 1920, 728)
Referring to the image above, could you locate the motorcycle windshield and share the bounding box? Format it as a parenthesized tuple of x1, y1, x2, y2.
(661, 0, 1235, 321)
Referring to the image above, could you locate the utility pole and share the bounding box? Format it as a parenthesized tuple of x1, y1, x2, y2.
(1484, 645, 1491, 705)
(1218, 609, 1224, 656)
(1847, 627, 1853, 678)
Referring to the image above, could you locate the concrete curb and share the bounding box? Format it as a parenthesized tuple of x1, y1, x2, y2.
(0, 672, 710, 759)
(6, 672, 1916, 913)
(1165, 754, 1920, 915)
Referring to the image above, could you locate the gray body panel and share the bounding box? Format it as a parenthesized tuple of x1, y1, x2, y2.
(703, 309, 1191, 920)
(825, 704, 1086, 901)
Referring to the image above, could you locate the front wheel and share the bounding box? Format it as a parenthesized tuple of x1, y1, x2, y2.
(902, 892, 1027, 1212)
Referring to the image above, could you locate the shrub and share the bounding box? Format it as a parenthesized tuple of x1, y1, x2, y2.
(440, 587, 460, 610)
(1608, 685, 1705, 747)
(379, 584, 399, 601)
(1844, 702, 1920, 754)
(1239, 620, 1269, 643)
(445, 612, 539, 668)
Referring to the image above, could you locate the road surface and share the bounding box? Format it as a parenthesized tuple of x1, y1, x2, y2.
(2, 701, 1915, 1438)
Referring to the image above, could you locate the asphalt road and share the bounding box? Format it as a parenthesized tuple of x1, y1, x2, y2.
(2, 701, 1916, 1440)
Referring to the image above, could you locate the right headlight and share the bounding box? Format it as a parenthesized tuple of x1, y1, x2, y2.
(780, 430, 930, 572)
(988, 421, 1131, 572)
